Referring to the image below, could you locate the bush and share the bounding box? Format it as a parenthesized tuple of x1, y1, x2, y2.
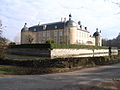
(45, 39, 55, 44)
(8, 42, 116, 50)
(9, 42, 16, 45)
(51, 44, 109, 49)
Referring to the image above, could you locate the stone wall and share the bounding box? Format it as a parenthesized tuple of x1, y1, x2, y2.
(7, 48, 118, 58)
(51, 49, 118, 58)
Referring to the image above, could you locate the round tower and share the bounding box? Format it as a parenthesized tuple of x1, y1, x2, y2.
(93, 28, 102, 46)
(65, 14, 77, 44)
(21, 23, 29, 44)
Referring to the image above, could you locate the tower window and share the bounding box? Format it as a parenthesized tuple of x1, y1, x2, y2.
(43, 25, 47, 30)
(55, 26, 57, 29)
(34, 28, 36, 31)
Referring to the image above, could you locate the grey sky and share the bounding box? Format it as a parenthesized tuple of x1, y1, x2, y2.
(0, 0, 120, 41)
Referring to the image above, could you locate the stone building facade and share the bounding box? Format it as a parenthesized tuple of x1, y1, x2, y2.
(21, 14, 102, 46)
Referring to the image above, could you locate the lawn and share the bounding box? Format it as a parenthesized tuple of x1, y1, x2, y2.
(0, 65, 23, 75)
(0, 65, 41, 75)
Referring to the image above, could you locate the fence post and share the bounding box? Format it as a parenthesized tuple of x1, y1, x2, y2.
(118, 49, 120, 55)
(109, 47, 111, 57)
(92, 49, 94, 57)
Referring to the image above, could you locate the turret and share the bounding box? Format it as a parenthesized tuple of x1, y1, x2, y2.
(21, 23, 29, 44)
(65, 14, 77, 44)
(93, 28, 102, 46)
(21, 23, 29, 32)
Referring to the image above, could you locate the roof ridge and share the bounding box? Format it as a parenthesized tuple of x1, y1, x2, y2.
(30, 21, 65, 27)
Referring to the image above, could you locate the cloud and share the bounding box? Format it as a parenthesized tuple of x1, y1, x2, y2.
(0, 0, 120, 41)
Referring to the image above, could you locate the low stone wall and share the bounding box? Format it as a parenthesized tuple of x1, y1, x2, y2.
(51, 49, 118, 58)
(7, 48, 118, 58)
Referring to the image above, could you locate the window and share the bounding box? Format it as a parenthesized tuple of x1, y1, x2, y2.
(54, 31, 57, 36)
(34, 28, 36, 31)
(43, 31, 46, 37)
(43, 25, 47, 30)
(59, 31, 62, 36)
(55, 25, 57, 29)
(47, 31, 50, 37)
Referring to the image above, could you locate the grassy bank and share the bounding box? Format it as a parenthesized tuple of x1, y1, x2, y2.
(0, 55, 120, 75)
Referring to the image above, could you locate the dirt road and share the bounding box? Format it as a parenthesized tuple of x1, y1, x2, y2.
(0, 63, 120, 90)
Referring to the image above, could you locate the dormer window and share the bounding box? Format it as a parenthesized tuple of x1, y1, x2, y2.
(55, 25, 57, 29)
(43, 25, 47, 30)
(34, 28, 36, 31)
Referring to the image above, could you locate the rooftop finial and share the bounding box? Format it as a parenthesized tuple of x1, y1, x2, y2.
(96, 28, 98, 32)
(69, 14, 72, 20)
(22, 23, 28, 31)
(38, 22, 40, 25)
(24, 23, 27, 28)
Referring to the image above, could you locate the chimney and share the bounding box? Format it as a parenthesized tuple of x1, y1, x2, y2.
(69, 14, 72, 20)
(96, 28, 98, 31)
(38, 22, 40, 25)
(80, 25, 82, 29)
(61, 17, 64, 22)
(85, 27, 87, 30)
(64, 18, 66, 22)
(78, 21, 81, 25)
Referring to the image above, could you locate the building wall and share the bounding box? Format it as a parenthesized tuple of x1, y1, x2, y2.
(21, 31, 37, 44)
(69, 27, 77, 44)
(21, 26, 101, 46)
(36, 29, 65, 44)
(95, 36, 102, 46)
(77, 30, 95, 45)
(7, 48, 118, 58)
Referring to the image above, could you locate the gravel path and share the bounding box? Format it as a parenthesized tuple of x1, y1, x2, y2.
(0, 63, 120, 90)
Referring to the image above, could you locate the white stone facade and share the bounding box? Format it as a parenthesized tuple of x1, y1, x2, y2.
(21, 14, 102, 46)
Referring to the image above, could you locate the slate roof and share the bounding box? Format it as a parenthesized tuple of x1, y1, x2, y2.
(66, 20, 77, 27)
(93, 31, 100, 37)
(21, 18, 79, 32)
(28, 22, 66, 32)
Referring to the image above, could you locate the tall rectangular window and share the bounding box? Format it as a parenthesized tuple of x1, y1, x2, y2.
(59, 31, 62, 36)
(54, 31, 57, 37)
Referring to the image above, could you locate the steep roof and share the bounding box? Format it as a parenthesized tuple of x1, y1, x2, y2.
(93, 31, 100, 37)
(28, 22, 66, 31)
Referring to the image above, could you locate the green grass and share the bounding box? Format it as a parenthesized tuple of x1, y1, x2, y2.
(0, 65, 38, 75)
(0, 65, 35, 75)
(0, 65, 60, 75)
(0, 65, 18, 75)
(51, 44, 110, 49)
(5, 54, 50, 61)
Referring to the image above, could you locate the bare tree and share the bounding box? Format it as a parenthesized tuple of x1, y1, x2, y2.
(0, 20, 7, 59)
(0, 20, 6, 37)
(26, 34, 34, 44)
(0, 20, 2, 36)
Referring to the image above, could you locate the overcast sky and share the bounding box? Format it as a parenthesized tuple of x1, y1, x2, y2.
(0, 0, 120, 42)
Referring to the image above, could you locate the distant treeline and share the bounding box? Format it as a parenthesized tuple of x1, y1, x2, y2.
(102, 33, 120, 49)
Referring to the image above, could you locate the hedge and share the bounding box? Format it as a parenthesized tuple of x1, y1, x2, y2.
(51, 44, 110, 49)
(8, 43, 111, 49)
(8, 44, 51, 49)
(0, 55, 120, 68)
